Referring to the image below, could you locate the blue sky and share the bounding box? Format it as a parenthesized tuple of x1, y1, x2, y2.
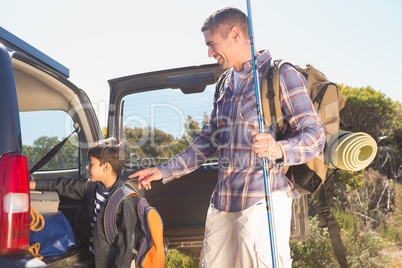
(1, 0, 401, 129)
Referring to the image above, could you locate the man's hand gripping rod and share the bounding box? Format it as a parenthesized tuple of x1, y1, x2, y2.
(246, 1, 279, 267)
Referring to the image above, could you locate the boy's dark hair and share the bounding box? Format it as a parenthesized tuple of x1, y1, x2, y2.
(201, 6, 249, 38)
(87, 138, 128, 175)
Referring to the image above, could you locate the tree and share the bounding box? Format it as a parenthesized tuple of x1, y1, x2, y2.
(339, 84, 402, 181)
(122, 114, 215, 168)
(123, 127, 178, 167)
(170, 115, 203, 153)
(338, 84, 400, 140)
(23, 135, 78, 170)
(102, 127, 107, 138)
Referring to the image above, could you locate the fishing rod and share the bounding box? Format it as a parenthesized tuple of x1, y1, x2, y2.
(245, 0, 279, 267)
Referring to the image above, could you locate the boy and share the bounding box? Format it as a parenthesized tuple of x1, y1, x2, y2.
(30, 138, 136, 268)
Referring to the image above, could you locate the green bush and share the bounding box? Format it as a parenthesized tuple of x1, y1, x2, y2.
(165, 171, 402, 267)
(291, 215, 390, 267)
(291, 216, 338, 267)
(291, 168, 400, 267)
(166, 250, 199, 268)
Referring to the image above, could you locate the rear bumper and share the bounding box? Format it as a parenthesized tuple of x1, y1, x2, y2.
(0, 247, 93, 268)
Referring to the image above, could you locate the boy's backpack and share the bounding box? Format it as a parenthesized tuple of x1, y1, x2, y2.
(214, 60, 348, 267)
(87, 181, 169, 268)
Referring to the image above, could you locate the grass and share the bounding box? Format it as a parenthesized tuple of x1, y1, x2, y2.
(166, 249, 199, 268)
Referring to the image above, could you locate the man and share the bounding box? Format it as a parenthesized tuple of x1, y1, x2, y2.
(130, 6, 325, 268)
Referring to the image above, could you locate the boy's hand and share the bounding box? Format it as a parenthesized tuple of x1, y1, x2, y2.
(129, 168, 162, 190)
(251, 131, 283, 160)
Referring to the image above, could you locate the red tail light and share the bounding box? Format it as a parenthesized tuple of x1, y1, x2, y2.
(0, 154, 30, 255)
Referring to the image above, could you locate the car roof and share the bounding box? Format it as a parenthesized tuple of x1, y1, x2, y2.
(0, 26, 69, 78)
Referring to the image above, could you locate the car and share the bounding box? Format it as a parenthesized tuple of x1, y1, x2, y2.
(0, 26, 308, 266)
(0, 26, 101, 267)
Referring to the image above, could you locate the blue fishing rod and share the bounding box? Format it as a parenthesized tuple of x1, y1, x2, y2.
(245, 0, 279, 267)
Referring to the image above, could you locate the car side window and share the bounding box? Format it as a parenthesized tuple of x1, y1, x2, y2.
(120, 85, 218, 168)
(20, 110, 79, 171)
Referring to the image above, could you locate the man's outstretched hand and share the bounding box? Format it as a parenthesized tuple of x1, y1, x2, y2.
(128, 167, 163, 190)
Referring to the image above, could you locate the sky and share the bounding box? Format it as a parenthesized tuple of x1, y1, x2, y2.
(1, 0, 401, 129)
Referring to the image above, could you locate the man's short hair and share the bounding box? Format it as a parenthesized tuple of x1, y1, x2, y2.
(201, 6, 249, 38)
(88, 137, 128, 175)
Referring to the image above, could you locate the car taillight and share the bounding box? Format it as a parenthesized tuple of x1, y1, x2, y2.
(0, 154, 30, 255)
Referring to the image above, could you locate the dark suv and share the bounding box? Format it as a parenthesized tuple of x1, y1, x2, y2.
(0, 27, 308, 267)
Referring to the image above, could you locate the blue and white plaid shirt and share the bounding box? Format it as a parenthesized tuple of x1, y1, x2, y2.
(159, 50, 325, 212)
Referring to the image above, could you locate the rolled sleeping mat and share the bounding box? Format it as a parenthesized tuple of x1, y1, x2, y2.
(327, 130, 377, 171)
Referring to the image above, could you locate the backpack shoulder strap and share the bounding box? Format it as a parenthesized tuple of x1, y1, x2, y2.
(87, 179, 99, 201)
(104, 187, 135, 245)
(214, 69, 231, 100)
(261, 60, 295, 137)
(261, 60, 276, 128)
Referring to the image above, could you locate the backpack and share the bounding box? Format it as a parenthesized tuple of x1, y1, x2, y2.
(87, 181, 169, 268)
(261, 60, 346, 195)
(214, 60, 348, 267)
(264, 60, 348, 268)
(214, 60, 346, 194)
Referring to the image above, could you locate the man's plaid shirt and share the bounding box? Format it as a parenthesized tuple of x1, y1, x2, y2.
(159, 50, 325, 212)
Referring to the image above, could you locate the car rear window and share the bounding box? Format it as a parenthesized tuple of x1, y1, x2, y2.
(20, 110, 79, 171)
(120, 85, 218, 168)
